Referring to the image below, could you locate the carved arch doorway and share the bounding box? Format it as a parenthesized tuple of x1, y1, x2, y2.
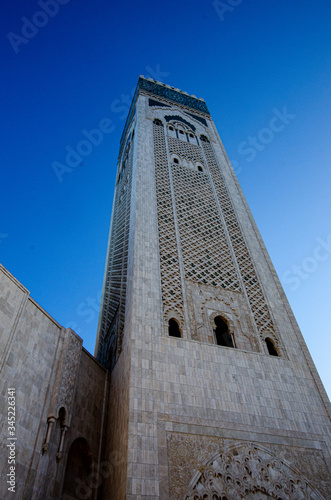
(61, 437, 93, 500)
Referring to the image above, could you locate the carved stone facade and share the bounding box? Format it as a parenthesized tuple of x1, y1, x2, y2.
(51, 329, 82, 423)
(187, 283, 260, 351)
(96, 125, 134, 367)
(148, 99, 284, 354)
(167, 433, 330, 499)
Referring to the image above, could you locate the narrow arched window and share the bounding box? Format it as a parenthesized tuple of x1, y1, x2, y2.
(197, 165, 203, 172)
(200, 135, 209, 143)
(173, 158, 179, 164)
(265, 338, 278, 356)
(154, 119, 163, 126)
(214, 316, 234, 348)
(168, 318, 181, 338)
(59, 407, 66, 426)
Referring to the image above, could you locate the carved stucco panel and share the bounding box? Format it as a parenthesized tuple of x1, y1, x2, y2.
(54, 329, 82, 423)
(187, 282, 260, 352)
(167, 433, 329, 500)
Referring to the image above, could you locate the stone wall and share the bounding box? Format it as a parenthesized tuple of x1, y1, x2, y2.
(0, 265, 107, 499)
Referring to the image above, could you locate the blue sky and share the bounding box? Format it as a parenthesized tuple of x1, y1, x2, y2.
(1, 0, 330, 397)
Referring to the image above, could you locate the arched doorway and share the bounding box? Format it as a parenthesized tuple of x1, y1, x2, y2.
(62, 438, 93, 499)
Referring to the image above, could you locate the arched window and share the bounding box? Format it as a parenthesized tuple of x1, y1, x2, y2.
(173, 158, 179, 164)
(154, 119, 163, 126)
(214, 316, 234, 348)
(168, 318, 181, 338)
(198, 166, 203, 172)
(265, 338, 278, 356)
(167, 124, 177, 138)
(188, 132, 196, 144)
(200, 135, 209, 143)
(59, 407, 66, 426)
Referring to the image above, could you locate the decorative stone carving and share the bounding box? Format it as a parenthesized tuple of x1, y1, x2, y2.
(97, 130, 133, 362)
(169, 136, 241, 294)
(57, 332, 82, 410)
(186, 286, 198, 341)
(168, 433, 224, 499)
(153, 119, 186, 333)
(139, 77, 210, 114)
(167, 433, 329, 500)
(204, 294, 260, 353)
(201, 139, 286, 355)
(186, 282, 261, 352)
(184, 442, 325, 499)
(266, 444, 331, 500)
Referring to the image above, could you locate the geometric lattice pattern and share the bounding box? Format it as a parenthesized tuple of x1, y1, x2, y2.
(168, 136, 205, 164)
(202, 140, 280, 346)
(153, 121, 185, 328)
(168, 138, 241, 291)
(96, 132, 133, 367)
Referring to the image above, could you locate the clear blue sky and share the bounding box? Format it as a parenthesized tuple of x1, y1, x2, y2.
(1, 0, 330, 397)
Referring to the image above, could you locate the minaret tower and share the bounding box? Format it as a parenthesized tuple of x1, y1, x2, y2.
(96, 77, 331, 499)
